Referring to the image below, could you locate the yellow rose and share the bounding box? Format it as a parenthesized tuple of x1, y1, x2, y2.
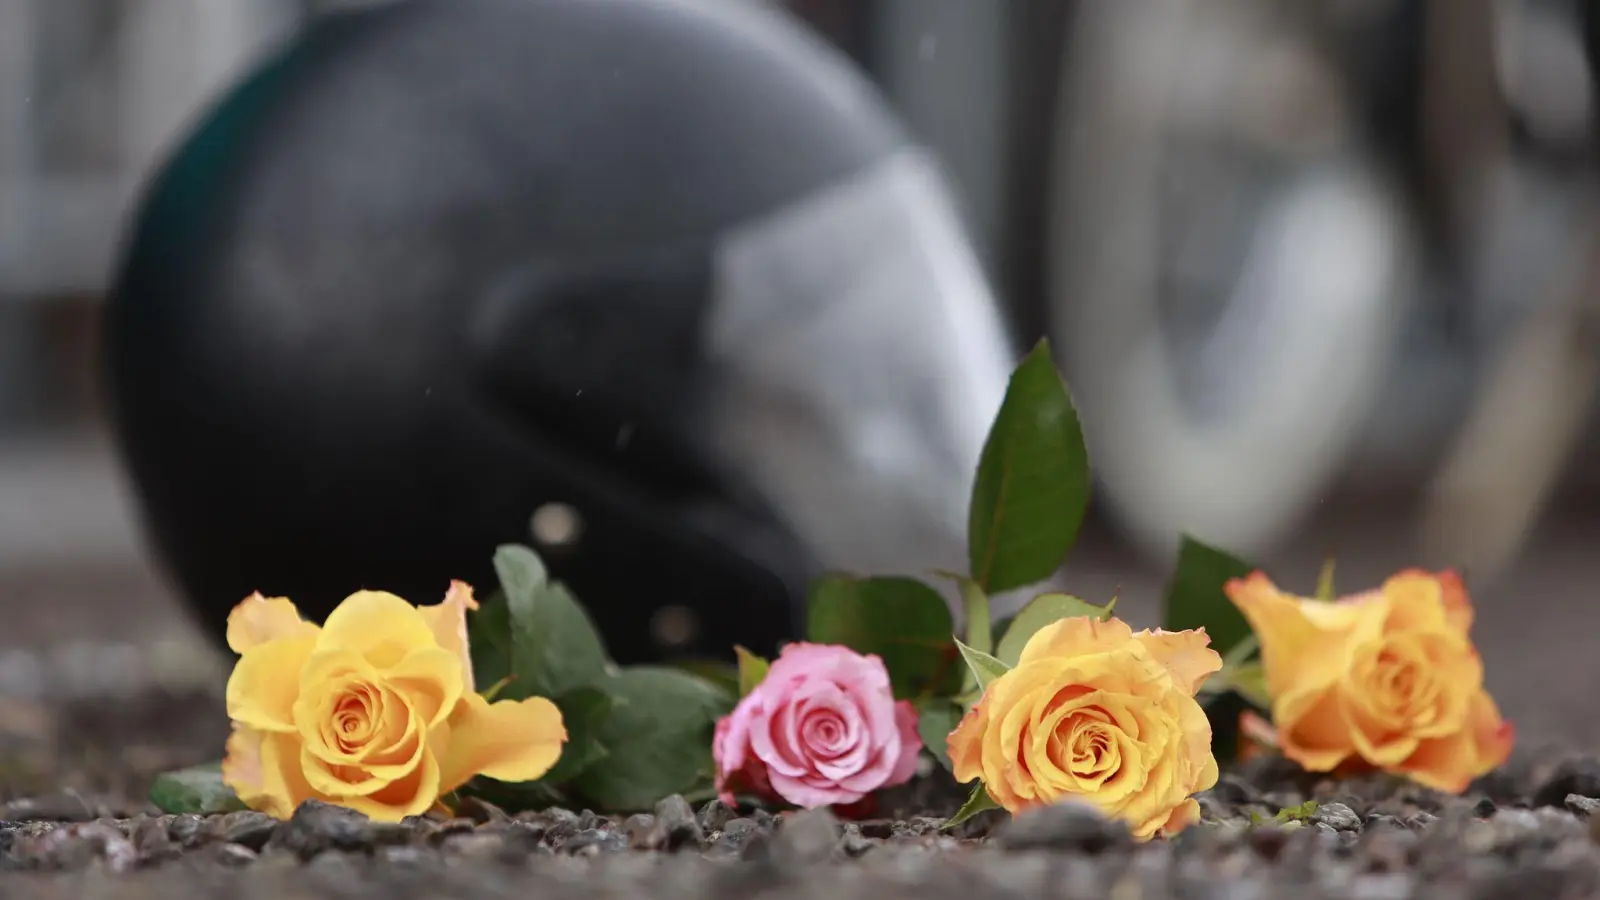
(946, 617, 1222, 840)
(1226, 569, 1513, 793)
(221, 582, 567, 821)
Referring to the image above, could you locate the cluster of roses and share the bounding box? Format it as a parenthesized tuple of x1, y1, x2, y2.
(221, 566, 1512, 840)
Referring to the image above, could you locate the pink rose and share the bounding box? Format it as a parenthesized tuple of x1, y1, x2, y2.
(713, 642, 922, 809)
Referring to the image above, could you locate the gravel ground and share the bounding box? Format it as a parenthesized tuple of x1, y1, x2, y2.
(2, 734, 1600, 900)
(0, 685, 1593, 898)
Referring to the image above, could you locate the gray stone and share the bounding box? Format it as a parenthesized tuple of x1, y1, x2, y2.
(562, 829, 629, 856)
(622, 813, 662, 851)
(772, 807, 839, 867)
(710, 817, 767, 859)
(167, 814, 207, 847)
(268, 800, 374, 859)
(211, 810, 278, 851)
(993, 801, 1131, 853)
(653, 794, 705, 850)
(1311, 802, 1362, 832)
(129, 815, 177, 862)
(212, 842, 258, 867)
(696, 798, 736, 833)
(839, 823, 875, 858)
(1565, 794, 1600, 818)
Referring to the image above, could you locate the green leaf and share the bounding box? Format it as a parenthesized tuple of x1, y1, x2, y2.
(149, 762, 246, 815)
(955, 638, 1010, 692)
(944, 782, 1003, 829)
(494, 544, 610, 699)
(1221, 661, 1271, 711)
(673, 658, 741, 698)
(993, 592, 1114, 667)
(536, 686, 616, 785)
(936, 572, 992, 656)
(1220, 633, 1260, 671)
(570, 667, 734, 812)
(935, 572, 993, 695)
(915, 698, 961, 772)
(468, 589, 513, 692)
(1163, 536, 1257, 660)
(461, 776, 569, 814)
(807, 574, 960, 699)
(967, 338, 1091, 595)
(734, 646, 770, 697)
(1274, 800, 1320, 825)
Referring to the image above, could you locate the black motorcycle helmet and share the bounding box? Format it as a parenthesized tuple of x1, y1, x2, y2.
(104, 0, 1016, 665)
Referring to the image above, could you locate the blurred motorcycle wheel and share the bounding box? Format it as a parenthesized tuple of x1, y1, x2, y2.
(1044, 0, 1418, 565)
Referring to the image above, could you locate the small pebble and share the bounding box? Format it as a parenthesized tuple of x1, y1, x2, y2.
(1311, 802, 1362, 832)
(993, 801, 1131, 853)
(268, 800, 374, 859)
(711, 818, 766, 859)
(212, 842, 258, 867)
(130, 815, 178, 861)
(697, 798, 736, 833)
(653, 794, 705, 850)
(838, 823, 875, 858)
(773, 807, 839, 867)
(211, 810, 278, 851)
(1566, 794, 1600, 818)
(562, 829, 628, 856)
(621, 813, 660, 851)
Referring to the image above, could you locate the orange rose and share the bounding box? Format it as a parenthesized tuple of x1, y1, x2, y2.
(1226, 569, 1513, 792)
(946, 617, 1221, 840)
(222, 584, 567, 821)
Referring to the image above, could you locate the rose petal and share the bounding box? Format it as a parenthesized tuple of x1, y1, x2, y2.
(338, 732, 447, 822)
(227, 593, 318, 655)
(1274, 683, 1356, 772)
(1015, 616, 1136, 669)
(1397, 690, 1513, 793)
(221, 723, 267, 806)
(1435, 570, 1475, 636)
(1468, 691, 1515, 773)
(415, 581, 479, 693)
(947, 703, 987, 786)
(714, 708, 768, 805)
(1378, 571, 1456, 636)
(385, 645, 465, 728)
(223, 724, 313, 820)
(1225, 572, 1376, 697)
(766, 643, 891, 697)
(439, 692, 566, 793)
(1132, 628, 1223, 696)
(1148, 798, 1201, 839)
(767, 769, 866, 808)
(751, 697, 809, 779)
(226, 634, 318, 733)
(318, 591, 439, 668)
(884, 701, 923, 787)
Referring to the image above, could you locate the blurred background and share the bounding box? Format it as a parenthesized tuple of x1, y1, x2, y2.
(3, 0, 1600, 749)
